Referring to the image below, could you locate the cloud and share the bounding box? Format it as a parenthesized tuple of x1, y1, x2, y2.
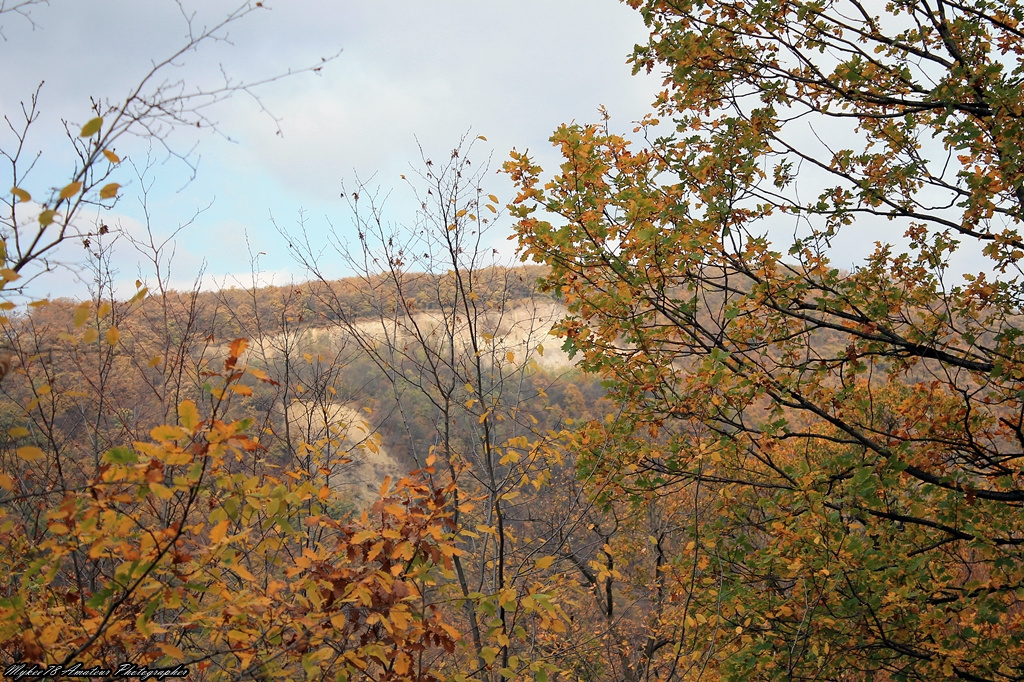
(2, 0, 664, 300)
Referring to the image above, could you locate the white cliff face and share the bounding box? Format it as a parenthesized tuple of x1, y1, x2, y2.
(258, 298, 575, 373)
(232, 297, 580, 507)
(285, 400, 401, 508)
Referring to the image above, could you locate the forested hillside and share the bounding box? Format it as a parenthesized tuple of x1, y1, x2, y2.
(0, 266, 591, 506)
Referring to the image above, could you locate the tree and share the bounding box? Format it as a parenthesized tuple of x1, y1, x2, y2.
(0, 4, 472, 677)
(285, 137, 578, 680)
(2, 1, 337, 296)
(507, 0, 1024, 679)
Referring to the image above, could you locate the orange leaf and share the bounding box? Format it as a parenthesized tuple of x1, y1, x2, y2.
(229, 338, 248, 359)
(209, 519, 230, 544)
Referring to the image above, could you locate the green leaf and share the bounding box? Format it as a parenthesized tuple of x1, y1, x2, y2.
(38, 209, 57, 227)
(104, 446, 137, 464)
(86, 587, 114, 609)
(80, 117, 103, 137)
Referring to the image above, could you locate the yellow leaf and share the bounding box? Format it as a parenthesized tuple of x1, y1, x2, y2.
(231, 563, 255, 582)
(477, 135, 488, 141)
(17, 446, 45, 462)
(178, 400, 199, 431)
(456, 209, 467, 218)
(0, 268, 20, 283)
(351, 529, 377, 544)
(59, 182, 83, 200)
(148, 355, 162, 368)
(488, 194, 499, 203)
(105, 326, 119, 345)
(8, 427, 29, 438)
(158, 643, 183, 661)
(248, 367, 272, 382)
(97, 302, 111, 317)
(102, 149, 121, 164)
(83, 328, 98, 343)
(506, 351, 515, 363)
(226, 630, 248, 643)
(391, 540, 414, 560)
(27, 299, 49, 308)
(151, 425, 184, 442)
(229, 384, 253, 396)
(99, 183, 120, 199)
(11, 187, 30, 203)
(209, 518, 230, 544)
(163, 451, 191, 465)
(535, 555, 555, 570)
(80, 117, 103, 137)
(73, 302, 90, 327)
(0, 302, 13, 311)
(0, 473, 12, 490)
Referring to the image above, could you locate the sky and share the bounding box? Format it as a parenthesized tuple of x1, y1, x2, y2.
(2, 0, 1005, 303)
(0, 0, 662, 298)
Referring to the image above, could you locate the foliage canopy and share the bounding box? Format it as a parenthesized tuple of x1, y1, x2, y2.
(508, 0, 1024, 678)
